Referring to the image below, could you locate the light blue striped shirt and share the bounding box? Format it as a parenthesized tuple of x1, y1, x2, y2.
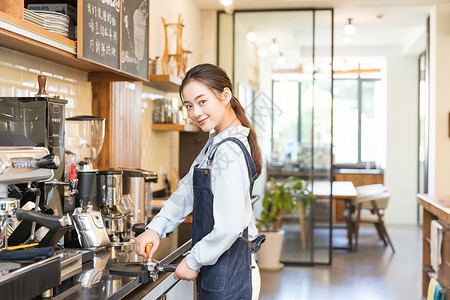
(146, 125, 258, 271)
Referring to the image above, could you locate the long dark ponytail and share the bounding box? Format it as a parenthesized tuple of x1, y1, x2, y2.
(180, 63, 262, 176)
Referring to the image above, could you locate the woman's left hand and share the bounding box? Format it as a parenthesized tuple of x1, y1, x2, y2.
(174, 257, 198, 281)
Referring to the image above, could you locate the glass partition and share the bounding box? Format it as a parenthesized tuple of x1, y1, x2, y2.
(312, 9, 333, 264)
(219, 8, 334, 265)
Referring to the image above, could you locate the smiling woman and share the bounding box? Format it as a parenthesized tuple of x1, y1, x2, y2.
(180, 79, 232, 133)
(179, 63, 262, 175)
(136, 64, 266, 300)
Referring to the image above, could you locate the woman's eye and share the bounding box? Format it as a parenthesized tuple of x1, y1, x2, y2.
(185, 104, 192, 110)
(199, 100, 206, 104)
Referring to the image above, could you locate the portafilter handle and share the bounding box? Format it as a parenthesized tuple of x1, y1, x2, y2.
(15, 210, 72, 230)
(145, 243, 153, 263)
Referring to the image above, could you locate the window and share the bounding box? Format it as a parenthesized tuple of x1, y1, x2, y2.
(333, 77, 383, 165)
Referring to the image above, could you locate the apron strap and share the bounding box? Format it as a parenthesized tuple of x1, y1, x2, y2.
(243, 227, 248, 239)
(207, 137, 258, 187)
(208, 137, 259, 243)
(251, 234, 266, 253)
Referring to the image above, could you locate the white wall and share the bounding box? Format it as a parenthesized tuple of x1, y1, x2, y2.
(200, 11, 217, 64)
(144, 0, 203, 191)
(384, 56, 419, 224)
(149, 0, 202, 70)
(429, 3, 450, 195)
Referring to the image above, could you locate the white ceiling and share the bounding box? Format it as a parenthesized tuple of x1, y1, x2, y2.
(192, 0, 447, 10)
(192, 0, 448, 60)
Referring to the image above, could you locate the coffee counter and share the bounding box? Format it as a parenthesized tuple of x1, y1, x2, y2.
(52, 239, 193, 300)
(417, 194, 450, 299)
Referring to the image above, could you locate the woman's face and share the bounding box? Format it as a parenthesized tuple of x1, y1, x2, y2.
(182, 80, 231, 133)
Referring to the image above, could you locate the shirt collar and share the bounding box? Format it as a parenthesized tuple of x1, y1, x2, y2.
(209, 126, 250, 146)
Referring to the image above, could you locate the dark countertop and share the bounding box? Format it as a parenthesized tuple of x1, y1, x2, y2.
(54, 244, 142, 300)
(53, 236, 191, 299)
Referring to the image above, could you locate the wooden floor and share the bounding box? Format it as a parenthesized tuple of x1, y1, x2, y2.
(259, 224, 422, 300)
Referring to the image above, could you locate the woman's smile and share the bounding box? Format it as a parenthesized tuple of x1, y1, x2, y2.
(198, 117, 209, 125)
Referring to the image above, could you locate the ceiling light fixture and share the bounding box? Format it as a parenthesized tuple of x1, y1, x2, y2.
(277, 52, 286, 65)
(247, 31, 257, 42)
(220, 0, 232, 6)
(224, 5, 234, 14)
(269, 38, 279, 53)
(257, 48, 268, 57)
(344, 18, 356, 35)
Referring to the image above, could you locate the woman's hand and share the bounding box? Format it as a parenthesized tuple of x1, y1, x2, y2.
(134, 229, 160, 258)
(174, 257, 198, 281)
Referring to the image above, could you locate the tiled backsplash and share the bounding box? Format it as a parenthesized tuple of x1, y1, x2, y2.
(0, 46, 178, 192)
(141, 97, 180, 192)
(0, 47, 92, 117)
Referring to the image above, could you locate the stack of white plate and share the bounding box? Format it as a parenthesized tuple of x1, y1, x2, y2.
(24, 9, 45, 28)
(30, 10, 69, 38)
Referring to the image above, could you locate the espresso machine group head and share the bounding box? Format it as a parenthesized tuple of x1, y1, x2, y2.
(0, 146, 72, 250)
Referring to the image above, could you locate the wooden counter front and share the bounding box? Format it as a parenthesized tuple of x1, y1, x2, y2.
(418, 194, 450, 224)
(417, 194, 450, 299)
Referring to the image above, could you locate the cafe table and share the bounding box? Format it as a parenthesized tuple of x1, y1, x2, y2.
(309, 180, 358, 251)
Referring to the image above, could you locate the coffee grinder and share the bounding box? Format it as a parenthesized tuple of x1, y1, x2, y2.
(64, 116, 105, 246)
(65, 116, 105, 209)
(97, 170, 126, 242)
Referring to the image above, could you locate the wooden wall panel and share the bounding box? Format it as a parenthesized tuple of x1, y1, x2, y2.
(179, 131, 209, 178)
(334, 173, 384, 187)
(92, 82, 112, 170)
(92, 81, 142, 170)
(0, 0, 24, 19)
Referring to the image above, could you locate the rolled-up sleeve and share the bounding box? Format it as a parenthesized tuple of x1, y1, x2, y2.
(146, 172, 194, 238)
(186, 143, 249, 271)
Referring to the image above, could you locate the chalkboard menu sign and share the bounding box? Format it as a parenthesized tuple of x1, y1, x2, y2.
(80, 0, 120, 69)
(121, 0, 149, 80)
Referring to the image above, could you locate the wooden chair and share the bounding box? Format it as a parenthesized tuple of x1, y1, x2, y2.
(346, 185, 395, 253)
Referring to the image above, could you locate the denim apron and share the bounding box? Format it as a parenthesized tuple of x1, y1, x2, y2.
(192, 137, 259, 300)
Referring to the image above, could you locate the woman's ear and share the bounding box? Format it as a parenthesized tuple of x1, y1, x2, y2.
(221, 87, 232, 104)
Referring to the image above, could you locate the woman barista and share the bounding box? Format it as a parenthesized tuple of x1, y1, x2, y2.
(135, 63, 265, 299)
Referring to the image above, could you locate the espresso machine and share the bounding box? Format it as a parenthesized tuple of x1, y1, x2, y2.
(0, 76, 67, 217)
(0, 146, 72, 249)
(0, 145, 76, 299)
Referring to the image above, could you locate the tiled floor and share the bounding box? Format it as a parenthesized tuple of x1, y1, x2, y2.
(259, 224, 422, 300)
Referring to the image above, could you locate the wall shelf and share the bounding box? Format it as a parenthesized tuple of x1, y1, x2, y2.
(0, 11, 186, 91)
(152, 123, 199, 132)
(0, 10, 148, 82)
(148, 74, 182, 92)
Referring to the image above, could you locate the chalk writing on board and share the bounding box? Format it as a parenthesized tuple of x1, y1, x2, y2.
(121, 0, 148, 79)
(82, 0, 120, 69)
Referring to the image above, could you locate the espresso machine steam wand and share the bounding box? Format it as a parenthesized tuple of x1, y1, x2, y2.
(45, 163, 79, 210)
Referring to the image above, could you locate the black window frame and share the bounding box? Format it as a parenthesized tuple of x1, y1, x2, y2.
(333, 76, 380, 164)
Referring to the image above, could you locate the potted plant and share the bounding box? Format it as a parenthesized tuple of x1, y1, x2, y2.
(256, 176, 314, 270)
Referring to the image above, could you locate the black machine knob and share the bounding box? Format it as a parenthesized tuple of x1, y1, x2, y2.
(35, 153, 60, 169)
